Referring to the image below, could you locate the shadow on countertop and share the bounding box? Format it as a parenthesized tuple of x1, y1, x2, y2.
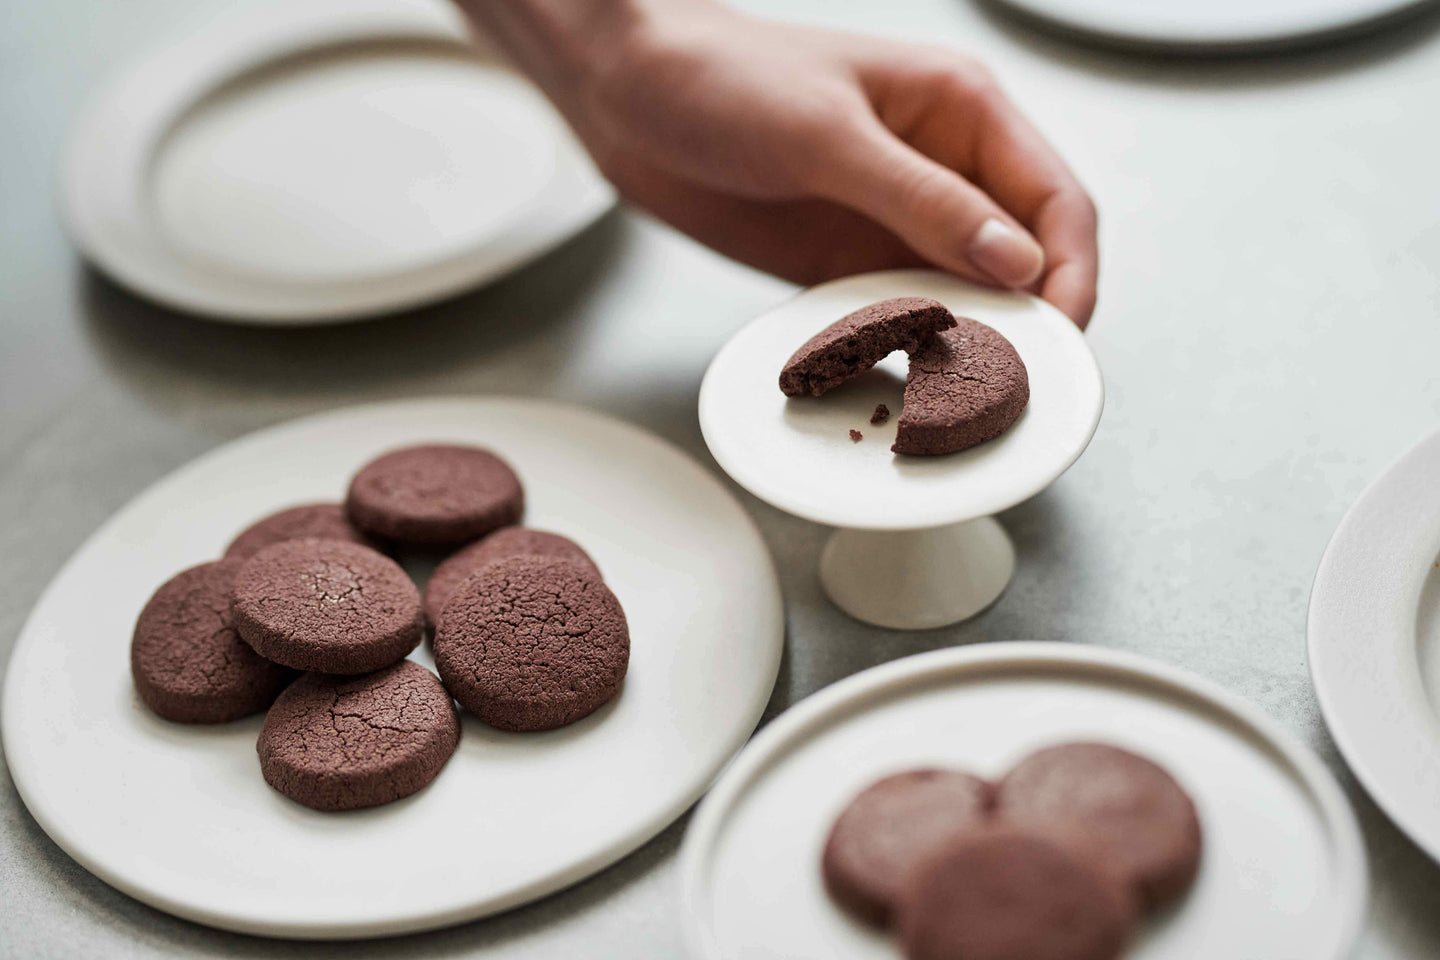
(80, 210, 628, 409)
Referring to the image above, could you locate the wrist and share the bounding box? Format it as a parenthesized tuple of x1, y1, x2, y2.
(457, 0, 712, 118)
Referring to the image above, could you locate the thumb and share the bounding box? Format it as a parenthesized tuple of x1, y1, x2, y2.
(810, 117, 1044, 288)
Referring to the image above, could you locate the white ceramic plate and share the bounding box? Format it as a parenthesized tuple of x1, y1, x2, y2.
(1309, 427, 1440, 865)
(1, 397, 783, 938)
(698, 270, 1103, 531)
(680, 643, 1367, 960)
(59, 0, 615, 324)
(988, 0, 1432, 51)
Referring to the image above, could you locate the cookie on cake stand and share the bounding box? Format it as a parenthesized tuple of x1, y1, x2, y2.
(699, 269, 1103, 630)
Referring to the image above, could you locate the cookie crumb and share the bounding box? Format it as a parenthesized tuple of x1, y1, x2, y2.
(870, 404, 890, 425)
(849, 429, 863, 443)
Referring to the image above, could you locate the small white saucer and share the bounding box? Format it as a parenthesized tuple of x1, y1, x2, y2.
(1309, 426, 1440, 865)
(0, 397, 783, 938)
(59, 0, 614, 324)
(988, 0, 1432, 52)
(679, 643, 1368, 960)
(698, 270, 1103, 629)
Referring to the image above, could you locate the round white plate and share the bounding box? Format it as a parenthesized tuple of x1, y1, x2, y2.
(988, 0, 1432, 51)
(1309, 427, 1440, 864)
(59, 0, 615, 324)
(698, 270, 1103, 531)
(680, 643, 1367, 960)
(1, 397, 783, 938)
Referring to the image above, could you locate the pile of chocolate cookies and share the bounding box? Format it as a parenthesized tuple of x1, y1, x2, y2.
(130, 443, 629, 812)
(822, 742, 1202, 960)
(779, 296, 1029, 456)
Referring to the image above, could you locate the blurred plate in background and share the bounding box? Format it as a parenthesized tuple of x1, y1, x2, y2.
(59, 0, 615, 324)
(985, 0, 1434, 51)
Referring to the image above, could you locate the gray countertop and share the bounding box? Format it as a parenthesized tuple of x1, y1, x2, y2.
(5, 1, 1440, 957)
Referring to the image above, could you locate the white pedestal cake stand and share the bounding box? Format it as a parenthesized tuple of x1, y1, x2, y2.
(699, 270, 1104, 630)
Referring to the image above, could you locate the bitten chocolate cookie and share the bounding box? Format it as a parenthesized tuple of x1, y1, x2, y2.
(433, 556, 629, 731)
(892, 318, 1029, 456)
(822, 769, 993, 927)
(131, 558, 295, 723)
(257, 661, 459, 812)
(224, 502, 373, 561)
(897, 826, 1136, 960)
(346, 444, 523, 545)
(424, 527, 599, 632)
(230, 539, 424, 674)
(996, 742, 1203, 906)
(779, 297, 956, 398)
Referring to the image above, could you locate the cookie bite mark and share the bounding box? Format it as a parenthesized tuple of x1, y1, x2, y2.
(780, 297, 956, 398)
(257, 661, 459, 812)
(433, 556, 629, 732)
(892, 317, 1028, 456)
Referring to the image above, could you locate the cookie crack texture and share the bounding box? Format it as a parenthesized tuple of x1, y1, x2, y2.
(892, 317, 1029, 457)
(230, 538, 422, 674)
(258, 661, 459, 811)
(130, 558, 295, 723)
(433, 556, 629, 732)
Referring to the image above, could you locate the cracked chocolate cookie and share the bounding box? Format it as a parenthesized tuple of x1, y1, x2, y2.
(433, 556, 629, 732)
(996, 742, 1202, 907)
(230, 539, 424, 675)
(346, 444, 524, 545)
(897, 826, 1136, 960)
(822, 769, 994, 927)
(424, 527, 599, 632)
(131, 558, 296, 723)
(224, 502, 374, 561)
(892, 317, 1029, 456)
(257, 660, 459, 812)
(779, 297, 956, 398)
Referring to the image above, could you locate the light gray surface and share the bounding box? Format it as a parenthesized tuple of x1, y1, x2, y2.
(3, 1, 1440, 957)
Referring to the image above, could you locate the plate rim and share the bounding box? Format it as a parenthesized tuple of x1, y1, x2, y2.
(1307, 426, 1440, 865)
(678, 640, 1369, 960)
(697, 268, 1105, 531)
(56, 0, 616, 326)
(987, 0, 1435, 52)
(1, 395, 784, 938)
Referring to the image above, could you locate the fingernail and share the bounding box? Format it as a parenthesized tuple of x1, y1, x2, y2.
(967, 218, 1044, 288)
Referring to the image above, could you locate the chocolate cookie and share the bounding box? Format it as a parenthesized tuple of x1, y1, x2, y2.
(424, 527, 599, 632)
(346, 444, 523, 545)
(996, 742, 1203, 906)
(897, 826, 1136, 960)
(433, 556, 629, 731)
(257, 661, 459, 812)
(224, 502, 373, 561)
(131, 558, 295, 723)
(892, 318, 1029, 456)
(230, 539, 424, 675)
(779, 297, 956, 398)
(822, 769, 993, 927)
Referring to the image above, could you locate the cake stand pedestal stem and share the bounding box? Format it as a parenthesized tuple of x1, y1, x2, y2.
(818, 517, 1015, 629)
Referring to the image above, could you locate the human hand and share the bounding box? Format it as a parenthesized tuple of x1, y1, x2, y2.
(463, 1, 1098, 326)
